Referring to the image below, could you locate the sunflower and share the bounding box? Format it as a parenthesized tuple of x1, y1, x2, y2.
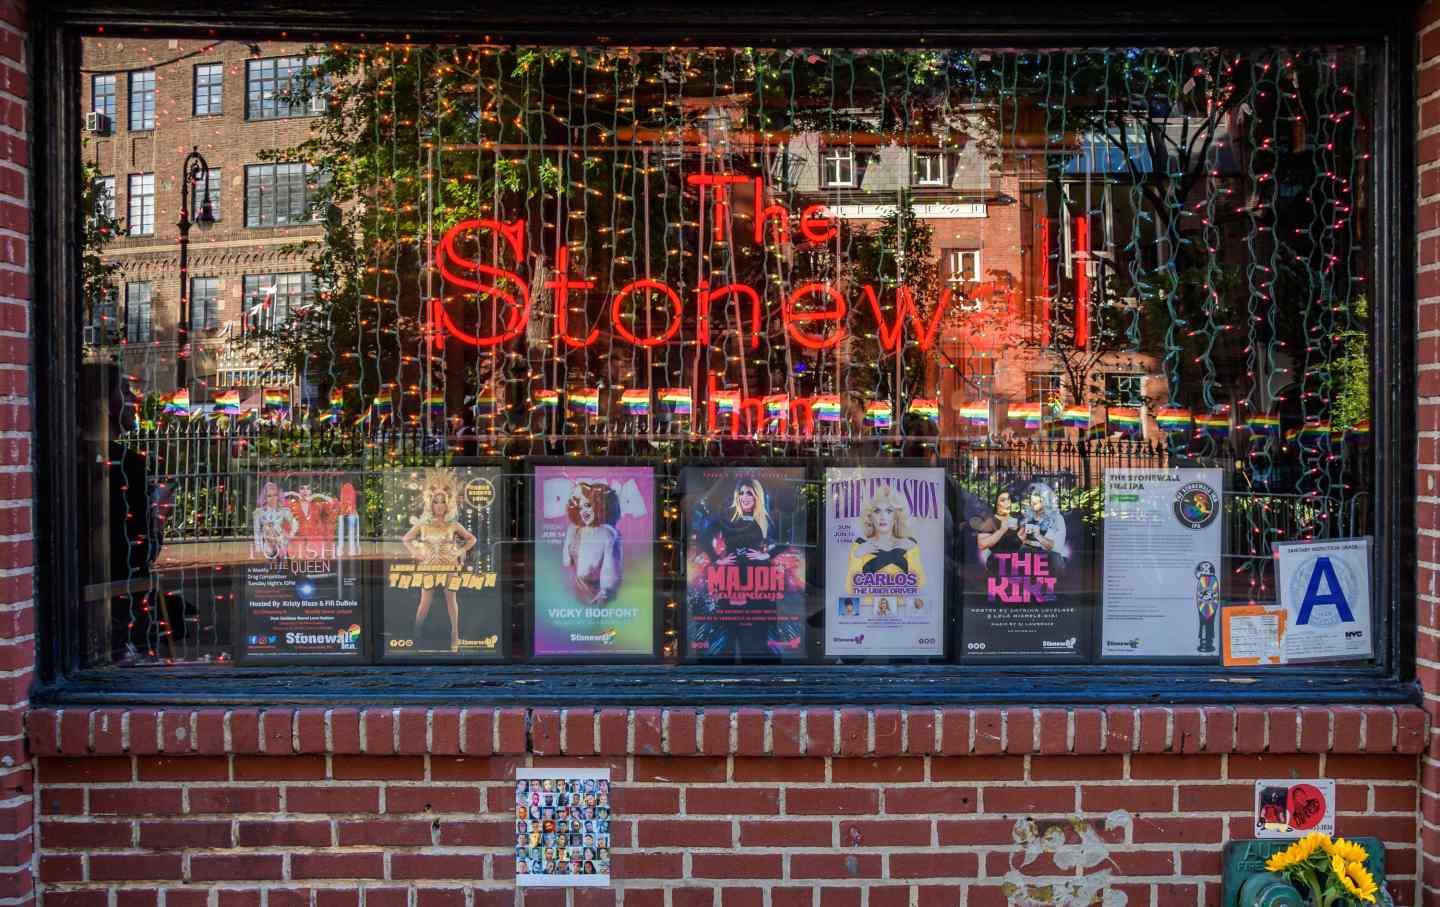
(1337, 860, 1379, 904)
(1265, 833, 1330, 871)
(1327, 837, 1369, 864)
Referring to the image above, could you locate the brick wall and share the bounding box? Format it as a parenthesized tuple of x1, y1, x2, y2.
(0, 1, 30, 906)
(1422, 4, 1440, 907)
(23, 706, 1427, 907)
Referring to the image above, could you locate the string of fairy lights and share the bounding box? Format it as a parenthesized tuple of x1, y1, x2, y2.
(88, 38, 1374, 661)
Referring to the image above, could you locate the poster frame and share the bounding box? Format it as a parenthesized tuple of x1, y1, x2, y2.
(235, 467, 371, 667)
(373, 457, 513, 666)
(817, 457, 957, 665)
(523, 456, 664, 664)
(674, 457, 820, 664)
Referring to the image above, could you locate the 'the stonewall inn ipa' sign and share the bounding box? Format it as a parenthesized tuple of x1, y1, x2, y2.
(241, 471, 365, 662)
(823, 467, 946, 658)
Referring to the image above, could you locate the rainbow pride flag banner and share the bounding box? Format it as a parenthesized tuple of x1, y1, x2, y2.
(957, 402, 988, 428)
(1345, 419, 1371, 442)
(425, 391, 446, 411)
(470, 392, 496, 415)
(1060, 405, 1090, 429)
(865, 400, 893, 430)
(908, 398, 940, 426)
(1247, 413, 1281, 435)
(161, 389, 190, 416)
(569, 388, 601, 416)
(618, 389, 650, 416)
(1286, 420, 1332, 443)
(1008, 402, 1043, 429)
(659, 388, 692, 416)
(372, 394, 393, 422)
(1154, 406, 1192, 434)
(1194, 411, 1231, 437)
(1107, 407, 1142, 435)
(533, 389, 560, 410)
(262, 387, 288, 409)
(212, 389, 240, 416)
(763, 394, 790, 429)
(812, 394, 842, 423)
(712, 389, 741, 418)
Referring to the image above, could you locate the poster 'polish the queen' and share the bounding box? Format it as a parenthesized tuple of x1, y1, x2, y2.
(824, 466, 946, 657)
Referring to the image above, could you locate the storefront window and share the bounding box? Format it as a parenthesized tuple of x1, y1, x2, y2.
(72, 40, 1383, 678)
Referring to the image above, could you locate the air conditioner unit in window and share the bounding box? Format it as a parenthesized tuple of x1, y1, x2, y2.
(82, 324, 117, 346)
(308, 94, 326, 115)
(84, 111, 110, 134)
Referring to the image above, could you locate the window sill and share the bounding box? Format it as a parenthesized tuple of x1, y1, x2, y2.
(25, 702, 1426, 758)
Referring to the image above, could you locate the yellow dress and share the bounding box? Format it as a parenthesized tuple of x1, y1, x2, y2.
(416, 520, 463, 578)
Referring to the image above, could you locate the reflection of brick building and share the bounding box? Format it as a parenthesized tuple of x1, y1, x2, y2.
(80, 38, 322, 399)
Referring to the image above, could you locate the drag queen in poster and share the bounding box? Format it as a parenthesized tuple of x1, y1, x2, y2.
(1017, 481, 1069, 571)
(561, 482, 624, 605)
(845, 485, 925, 592)
(253, 480, 299, 559)
(401, 470, 478, 652)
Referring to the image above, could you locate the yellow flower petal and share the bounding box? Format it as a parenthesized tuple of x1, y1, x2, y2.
(1330, 837, 1369, 863)
(1339, 860, 1379, 904)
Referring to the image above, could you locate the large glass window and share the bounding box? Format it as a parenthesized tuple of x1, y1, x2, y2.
(190, 277, 220, 332)
(244, 163, 316, 227)
(194, 62, 223, 116)
(128, 69, 155, 130)
(69, 38, 1391, 687)
(245, 55, 324, 120)
(126, 172, 153, 235)
(124, 281, 153, 343)
(90, 74, 115, 125)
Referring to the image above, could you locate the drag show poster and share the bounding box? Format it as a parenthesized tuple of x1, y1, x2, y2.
(379, 466, 506, 661)
(1100, 467, 1224, 659)
(532, 464, 656, 658)
(823, 466, 946, 658)
(958, 477, 1091, 662)
(681, 466, 809, 660)
(241, 471, 365, 661)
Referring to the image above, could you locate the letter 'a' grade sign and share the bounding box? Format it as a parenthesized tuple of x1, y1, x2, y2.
(1275, 538, 1372, 663)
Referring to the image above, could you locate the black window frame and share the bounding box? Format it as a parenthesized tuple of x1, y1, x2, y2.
(189, 276, 220, 333)
(30, 2, 1419, 707)
(244, 54, 325, 121)
(123, 280, 153, 343)
(193, 61, 223, 117)
(89, 73, 114, 124)
(244, 161, 317, 228)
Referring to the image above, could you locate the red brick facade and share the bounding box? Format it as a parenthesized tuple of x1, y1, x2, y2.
(0, 6, 1430, 907)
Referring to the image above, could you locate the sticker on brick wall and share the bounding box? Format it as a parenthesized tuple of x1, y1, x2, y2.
(1254, 779, 1335, 838)
(515, 767, 611, 887)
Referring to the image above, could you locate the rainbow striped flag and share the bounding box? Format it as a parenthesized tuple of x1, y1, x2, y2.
(353, 406, 372, 427)
(425, 391, 446, 412)
(162, 389, 190, 416)
(957, 402, 988, 428)
(712, 389, 741, 418)
(213, 389, 240, 416)
(1155, 406, 1192, 433)
(619, 389, 651, 416)
(262, 388, 288, 410)
(660, 388, 692, 416)
(1107, 407, 1142, 435)
(762, 394, 789, 430)
(471, 392, 496, 415)
(1008, 402, 1043, 429)
(1296, 420, 1332, 441)
(372, 394, 393, 422)
(908, 398, 940, 426)
(569, 388, 601, 416)
(865, 400, 893, 430)
(1060, 405, 1089, 429)
(1247, 414, 1281, 435)
(812, 394, 842, 423)
(533, 389, 560, 410)
(1345, 419, 1371, 441)
(1194, 411, 1230, 437)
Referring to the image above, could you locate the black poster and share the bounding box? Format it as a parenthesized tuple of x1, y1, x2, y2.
(240, 471, 365, 661)
(681, 466, 810, 659)
(380, 466, 506, 660)
(959, 477, 1093, 662)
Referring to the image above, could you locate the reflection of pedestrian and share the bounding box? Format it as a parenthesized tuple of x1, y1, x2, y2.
(1195, 560, 1219, 653)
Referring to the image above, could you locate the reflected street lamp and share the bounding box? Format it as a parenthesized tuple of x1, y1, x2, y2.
(176, 145, 215, 393)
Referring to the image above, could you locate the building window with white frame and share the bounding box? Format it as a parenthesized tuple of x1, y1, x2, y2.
(124, 281, 153, 343)
(1105, 372, 1146, 406)
(127, 173, 154, 235)
(944, 248, 981, 286)
(820, 146, 856, 188)
(194, 63, 223, 116)
(913, 150, 946, 186)
(128, 70, 155, 130)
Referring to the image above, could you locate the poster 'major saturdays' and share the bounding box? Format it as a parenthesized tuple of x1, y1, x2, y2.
(823, 466, 946, 658)
(380, 466, 506, 661)
(532, 464, 655, 657)
(241, 471, 365, 661)
(681, 466, 809, 659)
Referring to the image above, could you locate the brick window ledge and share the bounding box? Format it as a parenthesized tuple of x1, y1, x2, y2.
(25, 705, 1427, 758)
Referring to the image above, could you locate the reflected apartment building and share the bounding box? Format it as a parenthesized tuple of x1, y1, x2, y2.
(80, 37, 324, 406)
